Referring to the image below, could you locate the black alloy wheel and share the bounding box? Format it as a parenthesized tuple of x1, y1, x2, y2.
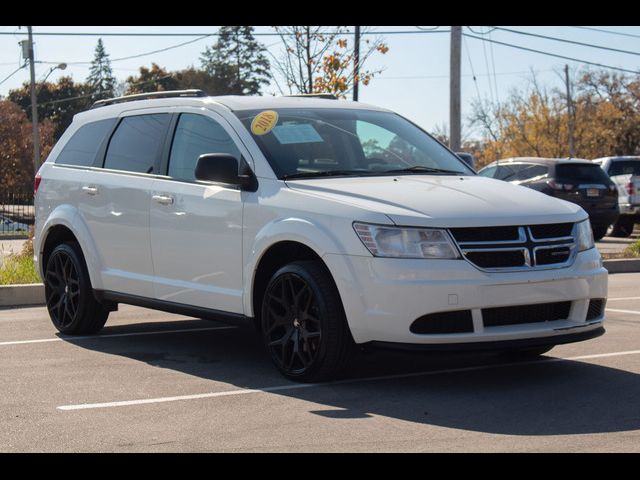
(44, 243, 109, 335)
(45, 247, 81, 330)
(261, 261, 353, 382)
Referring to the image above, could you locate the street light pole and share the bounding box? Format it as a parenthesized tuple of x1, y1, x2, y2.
(27, 26, 40, 173)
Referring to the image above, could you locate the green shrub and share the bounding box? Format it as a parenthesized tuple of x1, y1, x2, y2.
(625, 240, 640, 258)
(0, 253, 40, 285)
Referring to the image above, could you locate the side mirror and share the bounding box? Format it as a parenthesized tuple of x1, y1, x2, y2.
(456, 152, 476, 170)
(194, 153, 258, 191)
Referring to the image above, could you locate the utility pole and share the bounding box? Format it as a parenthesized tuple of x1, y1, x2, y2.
(449, 26, 462, 152)
(27, 26, 40, 173)
(353, 26, 361, 102)
(564, 64, 575, 158)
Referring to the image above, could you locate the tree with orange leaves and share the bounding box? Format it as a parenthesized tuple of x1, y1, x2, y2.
(271, 26, 388, 98)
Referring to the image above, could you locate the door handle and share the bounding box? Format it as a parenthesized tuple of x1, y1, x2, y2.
(82, 185, 98, 196)
(152, 194, 174, 205)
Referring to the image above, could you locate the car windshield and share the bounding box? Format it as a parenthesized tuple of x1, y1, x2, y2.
(235, 108, 473, 179)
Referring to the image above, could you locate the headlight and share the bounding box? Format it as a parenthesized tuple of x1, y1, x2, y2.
(353, 222, 460, 259)
(575, 220, 595, 252)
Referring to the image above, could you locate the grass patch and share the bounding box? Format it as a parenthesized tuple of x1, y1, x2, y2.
(624, 240, 640, 258)
(0, 253, 40, 285)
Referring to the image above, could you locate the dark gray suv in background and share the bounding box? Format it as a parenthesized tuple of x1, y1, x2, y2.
(479, 157, 619, 241)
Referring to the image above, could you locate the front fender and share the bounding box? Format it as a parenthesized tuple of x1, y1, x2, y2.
(37, 205, 103, 289)
(242, 216, 349, 316)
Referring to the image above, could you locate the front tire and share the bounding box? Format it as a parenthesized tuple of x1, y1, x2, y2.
(261, 261, 353, 382)
(44, 242, 109, 335)
(592, 225, 608, 241)
(610, 216, 634, 238)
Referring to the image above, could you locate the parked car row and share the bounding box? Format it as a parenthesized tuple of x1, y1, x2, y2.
(0, 214, 29, 234)
(593, 156, 640, 237)
(477, 156, 640, 240)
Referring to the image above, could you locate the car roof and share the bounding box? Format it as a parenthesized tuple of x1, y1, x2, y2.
(212, 95, 389, 112)
(485, 157, 594, 167)
(593, 156, 640, 162)
(74, 94, 390, 124)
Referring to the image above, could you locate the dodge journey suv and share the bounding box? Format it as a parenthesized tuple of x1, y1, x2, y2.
(34, 90, 607, 382)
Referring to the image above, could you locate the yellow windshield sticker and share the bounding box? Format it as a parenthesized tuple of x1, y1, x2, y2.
(251, 110, 279, 136)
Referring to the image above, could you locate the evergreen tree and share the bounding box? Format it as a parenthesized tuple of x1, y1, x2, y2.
(200, 26, 271, 95)
(87, 39, 116, 100)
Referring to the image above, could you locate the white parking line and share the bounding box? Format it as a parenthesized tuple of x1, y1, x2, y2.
(0, 326, 236, 347)
(606, 308, 640, 316)
(57, 349, 640, 411)
(607, 297, 640, 301)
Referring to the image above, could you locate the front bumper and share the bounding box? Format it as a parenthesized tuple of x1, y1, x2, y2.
(323, 248, 607, 345)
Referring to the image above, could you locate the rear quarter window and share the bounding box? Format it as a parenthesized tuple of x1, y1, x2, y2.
(55, 119, 115, 166)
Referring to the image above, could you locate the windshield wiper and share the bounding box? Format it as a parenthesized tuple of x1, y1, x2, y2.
(383, 165, 466, 175)
(282, 170, 374, 180)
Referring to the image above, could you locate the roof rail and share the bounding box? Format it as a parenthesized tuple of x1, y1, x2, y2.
(91, 89, 207, 108)
(283, 93, 338, 100)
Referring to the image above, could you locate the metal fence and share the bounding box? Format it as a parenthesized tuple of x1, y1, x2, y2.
(0, 191, 34, 237)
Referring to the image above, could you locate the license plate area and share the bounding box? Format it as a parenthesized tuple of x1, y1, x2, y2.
(586, 188, 600, 197)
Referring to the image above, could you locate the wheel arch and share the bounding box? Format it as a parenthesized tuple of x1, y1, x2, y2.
(245, 218, 349, 329)
(38, 206, 102, 288)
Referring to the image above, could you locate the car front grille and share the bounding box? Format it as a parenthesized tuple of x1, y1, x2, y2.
(449, 223, 576, 271)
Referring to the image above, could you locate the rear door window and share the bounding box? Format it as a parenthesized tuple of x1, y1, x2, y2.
(493, 164, 520, 180)
(556, 163, 611, 183)
(55, 119, 115, 166)
(515, 164, 548, 181)
(104, 114, 171, 174)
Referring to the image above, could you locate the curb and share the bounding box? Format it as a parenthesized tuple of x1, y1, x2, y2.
(603, 258, 640, 274)
(0, 283, 45, 308)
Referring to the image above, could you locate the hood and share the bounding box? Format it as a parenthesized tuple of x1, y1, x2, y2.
(286, 175, 586, 227)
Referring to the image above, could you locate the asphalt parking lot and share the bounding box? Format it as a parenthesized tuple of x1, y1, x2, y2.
(1, 273, 639, 452)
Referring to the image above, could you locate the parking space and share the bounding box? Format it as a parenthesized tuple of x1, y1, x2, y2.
(1, 273, 639, 452)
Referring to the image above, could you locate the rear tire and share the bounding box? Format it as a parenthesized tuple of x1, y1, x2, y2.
(261, 260, 353, 382)
(610, 216, 634, 238)
(44, 242, 109, 335)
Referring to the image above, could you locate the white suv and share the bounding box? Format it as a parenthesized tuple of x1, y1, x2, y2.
(34, 90, 607, 381)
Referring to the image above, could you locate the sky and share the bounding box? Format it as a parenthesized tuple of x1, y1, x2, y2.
(1, 25, 639, 139)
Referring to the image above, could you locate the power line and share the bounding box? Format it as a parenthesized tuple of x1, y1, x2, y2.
(571, 26, 640, 40)
(0, 29, 451, 37)
(375, 69, 554, 80)
(462, 32, 640, 75)
(462, 36, 483, 102)
(479, 27, 495, 104)
(39, 34, 214, 66)
(488, 29, 500, 103)
(491, 26, 640, 57)
(0, 63, 25, 86)
(466, 26, 497, 35)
